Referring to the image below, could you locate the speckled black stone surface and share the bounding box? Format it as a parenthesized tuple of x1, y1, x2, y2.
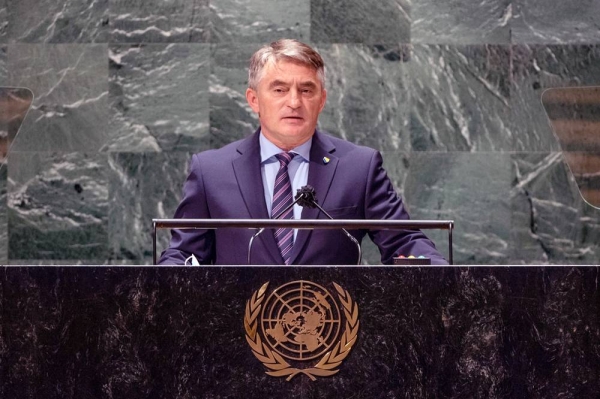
(1, 266, 599, 398)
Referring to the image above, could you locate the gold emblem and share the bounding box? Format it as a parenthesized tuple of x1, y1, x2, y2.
(244, 280, 359, 381)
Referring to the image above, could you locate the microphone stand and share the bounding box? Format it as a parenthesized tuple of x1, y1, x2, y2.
(304, 200, 362, 266)
(247, 186, 362, 265)
(247, 192, 308, 265)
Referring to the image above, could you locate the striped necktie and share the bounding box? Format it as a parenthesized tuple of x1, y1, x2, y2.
(272, 152, 295, 265)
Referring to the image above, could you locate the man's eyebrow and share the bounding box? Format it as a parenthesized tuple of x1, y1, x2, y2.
(299, 81, 318, 89)
(268, 80, 289, 88)
(267, 80, 319, 89)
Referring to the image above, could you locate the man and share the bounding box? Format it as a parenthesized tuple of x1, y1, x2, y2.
(159, 39, 447, 265)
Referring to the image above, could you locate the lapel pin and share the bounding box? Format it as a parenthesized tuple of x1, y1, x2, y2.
(322, 157, 330, 164)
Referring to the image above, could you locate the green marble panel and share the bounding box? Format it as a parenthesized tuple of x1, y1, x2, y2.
(108, 43, 210, 152)
(8, 152, 109, 261)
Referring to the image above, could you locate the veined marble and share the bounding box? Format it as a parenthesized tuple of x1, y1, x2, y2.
(511, 45, 600, 152)
(110, 0, 210, 43)
(511, 153, 600, 263)
(413, 0, 511, 44)
(513, 0, 600, 44)
(361, 151, 412, 264)
(0, 48, 7, 168)
(108, 43, 210, 152)
(311, 0, 410, 43)
(8, 44, 108, 152)
(0, 0, 7, 43)
(317, 44, 411, 152)
(410, 45, 512, 151)
(8, 152, 108, 260)
(0, 45, 6, 83)
(404, 152, 512, 264)
(209, 43, 260, 148)
(108, 152, 189, 262)
(211, 0, 309, 42)
(6, 0, 108, 43)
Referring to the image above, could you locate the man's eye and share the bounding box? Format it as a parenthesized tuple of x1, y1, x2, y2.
(274, 88, 286, 93)
(302, 89, 313, 94)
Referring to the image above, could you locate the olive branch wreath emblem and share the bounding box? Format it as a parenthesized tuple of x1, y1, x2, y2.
(244, 281, 360, 381)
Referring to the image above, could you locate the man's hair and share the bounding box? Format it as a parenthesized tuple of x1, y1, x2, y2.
(248, 39, 325, 90)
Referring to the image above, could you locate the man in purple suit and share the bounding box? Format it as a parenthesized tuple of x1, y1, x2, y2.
(159, 39, 447, 265)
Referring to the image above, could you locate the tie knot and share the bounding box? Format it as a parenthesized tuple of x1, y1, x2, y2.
(275, 152, 294, 166)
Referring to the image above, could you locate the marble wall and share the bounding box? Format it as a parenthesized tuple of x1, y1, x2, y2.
(1, 0, 599, 265)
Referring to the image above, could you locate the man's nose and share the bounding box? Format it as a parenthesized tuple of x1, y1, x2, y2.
(287, 89, 301, 108)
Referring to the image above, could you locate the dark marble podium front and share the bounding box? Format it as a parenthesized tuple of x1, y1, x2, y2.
(1, 265, 599, 398)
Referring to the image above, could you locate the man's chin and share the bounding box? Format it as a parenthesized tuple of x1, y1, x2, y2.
(274, 130, 314, 148)
(281, 129, 311, 139)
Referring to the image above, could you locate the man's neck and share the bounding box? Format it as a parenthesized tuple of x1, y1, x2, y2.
(259, 131, 313, 162)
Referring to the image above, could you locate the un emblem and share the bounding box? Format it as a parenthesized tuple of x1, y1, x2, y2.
(244, 280, 360, 381)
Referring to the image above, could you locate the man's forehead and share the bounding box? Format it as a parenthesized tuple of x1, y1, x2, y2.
(262, 59, 321, 83)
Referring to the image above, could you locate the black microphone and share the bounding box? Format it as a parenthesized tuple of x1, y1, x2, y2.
(247, 185, 363, 265)
(247, 186, 315, 264)
(294, 185, 362, 265)
(295, 185, 318, 208)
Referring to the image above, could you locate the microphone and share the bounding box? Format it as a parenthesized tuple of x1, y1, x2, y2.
(294, 185, 362, 265)
(247, 185, 363, 265)
(247, 185, 316, 264)
(295, 185, 318, 208)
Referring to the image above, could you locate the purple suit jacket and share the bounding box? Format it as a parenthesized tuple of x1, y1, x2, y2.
(159, 130, 447, 265)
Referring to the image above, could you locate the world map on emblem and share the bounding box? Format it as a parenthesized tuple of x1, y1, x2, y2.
(260, 280, 342, 361)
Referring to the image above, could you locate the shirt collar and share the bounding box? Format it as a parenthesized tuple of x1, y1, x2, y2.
(259, 131, 312, 163)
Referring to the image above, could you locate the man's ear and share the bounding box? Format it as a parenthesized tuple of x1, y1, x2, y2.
(246, 88, 260, 113)
(319, 89, 327, 112)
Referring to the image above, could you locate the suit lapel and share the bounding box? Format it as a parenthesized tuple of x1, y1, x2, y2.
(290, 131, 338, 264)
(232, 130, 282, 264)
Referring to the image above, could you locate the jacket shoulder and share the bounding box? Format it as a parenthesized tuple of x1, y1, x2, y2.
(191, 134, 253, 166)
(315, 131, 379, 162)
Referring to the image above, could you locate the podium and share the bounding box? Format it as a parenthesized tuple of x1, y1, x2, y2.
(1, 265, 599, 397)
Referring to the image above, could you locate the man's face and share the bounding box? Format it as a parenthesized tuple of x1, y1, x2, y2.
(246, 60, 327, 151)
